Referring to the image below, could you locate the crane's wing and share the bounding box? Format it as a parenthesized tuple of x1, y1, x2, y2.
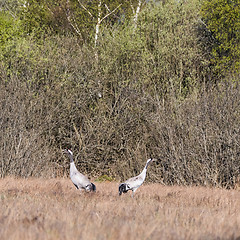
(71, 171, 91, 188)
(125, 175, 144, 189)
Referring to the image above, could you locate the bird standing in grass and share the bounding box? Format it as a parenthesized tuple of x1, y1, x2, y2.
(119, 158, 156, 197)
(63, 149, 96, 192)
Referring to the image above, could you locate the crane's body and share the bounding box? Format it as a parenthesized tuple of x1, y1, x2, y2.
(64, 149, 96, 192)
(119, 158, 155, 197)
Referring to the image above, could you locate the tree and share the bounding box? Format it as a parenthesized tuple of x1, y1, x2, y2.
(17, 0, 141, 44)
(19, 0, 69, 34)
(0, 11, 23, 58)
(66, 0, 140, 45)
(201, 0, 240, 74)
(98, 0, 210, 98)
(66, 0, 122, 47)
(0, 0, 24, 18)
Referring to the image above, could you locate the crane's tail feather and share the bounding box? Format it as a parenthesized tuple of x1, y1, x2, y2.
(86, 183, 96, 192)
(91, 183, 96, 192)
(119, 183, 129, 196)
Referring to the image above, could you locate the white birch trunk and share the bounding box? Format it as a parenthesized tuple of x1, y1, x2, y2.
(95, 0, 102, 47)
(133, 0, 142, 29)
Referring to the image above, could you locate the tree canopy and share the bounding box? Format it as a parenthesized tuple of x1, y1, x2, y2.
(201, 0, 240, 73)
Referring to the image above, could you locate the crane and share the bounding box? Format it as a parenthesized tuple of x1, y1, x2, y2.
(63, 149, 96, 192)
(119, 158, 156, 197)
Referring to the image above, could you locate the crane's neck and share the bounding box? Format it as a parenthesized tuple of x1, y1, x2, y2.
(139, 160, 151, 179)
(70, 161, 78, 173)
(68, 154, 74, 163)
(145, 160, 151, 169)
(68, 154, 78, 173)
(139, 163, 148, 179)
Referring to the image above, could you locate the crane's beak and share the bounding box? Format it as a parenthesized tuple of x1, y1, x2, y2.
(151, 158, 158, 162)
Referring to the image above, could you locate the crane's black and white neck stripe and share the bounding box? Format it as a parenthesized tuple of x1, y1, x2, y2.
(67, 149, 74, 163)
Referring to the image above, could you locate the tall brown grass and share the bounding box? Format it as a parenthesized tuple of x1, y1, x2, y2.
(0, 178, 239, 240)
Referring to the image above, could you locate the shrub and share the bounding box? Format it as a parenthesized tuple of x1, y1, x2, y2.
(201, 0, 240, 74)
(98, 0, 210, 98)
(0, 12, 23, 58)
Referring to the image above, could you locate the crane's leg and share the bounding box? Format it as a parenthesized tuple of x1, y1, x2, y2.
(131, 189, 136, 198)
(78, 188, 85, 194)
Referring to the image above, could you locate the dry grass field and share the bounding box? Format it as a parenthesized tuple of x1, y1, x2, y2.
(0, 177, 239, 240)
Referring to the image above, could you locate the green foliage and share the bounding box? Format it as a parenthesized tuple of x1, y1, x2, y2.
(17, 0, 139, 43)
(66, 0, 139, 44)
(0, 11, 27, 71)
(0, 12, 21, 50)
(0, 0, 24, 17)
(99, 0, 209, 98)
(95, 175, 115, 182)
(19, 0, 53, 33)
(138, 0, 206, 96)
(19, 0, 69, 35)
(201, 0, 240, 74)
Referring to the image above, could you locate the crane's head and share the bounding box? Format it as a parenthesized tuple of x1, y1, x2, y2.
(146, 158, 157, 168)
(63, 149, 74, 162)
(147, 158, 157, 163)
(63, 149, 73, 156)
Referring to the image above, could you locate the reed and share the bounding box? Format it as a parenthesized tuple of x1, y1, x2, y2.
(0, 177, 239, 240)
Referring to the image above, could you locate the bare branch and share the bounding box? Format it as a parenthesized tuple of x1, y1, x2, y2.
(77, 0, 93, 18)
(130, 0, 135, 14)
(66, 0, 83, 40)
(105, 3, 120, 19)
(104, 3, 111, 13)
(99, 3, 122, 24)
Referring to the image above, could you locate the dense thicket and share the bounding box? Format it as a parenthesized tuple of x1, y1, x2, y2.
(201, 0, 240, 74)
(0, 0, 239, 188)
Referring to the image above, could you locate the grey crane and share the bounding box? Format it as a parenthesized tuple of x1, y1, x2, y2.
(63, 149, 96, 192)
(119, 158, 156, 197)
